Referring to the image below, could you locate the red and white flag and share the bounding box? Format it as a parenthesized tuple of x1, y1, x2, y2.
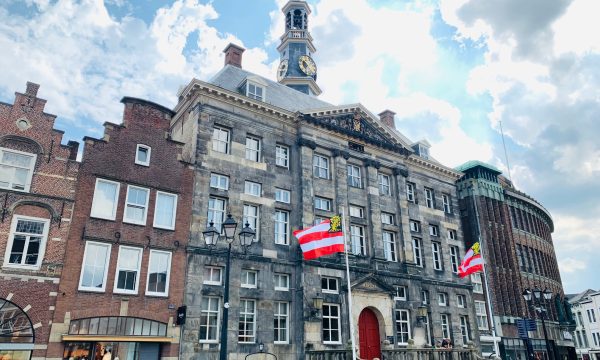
(294, 216, 345, 260)
(458, 242, 484, 278)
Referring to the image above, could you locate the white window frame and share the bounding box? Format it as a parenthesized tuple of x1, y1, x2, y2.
(247, 82, 264, 101)
(207, 197, 227, 231)
(275, 144, 289, 168)
(212, 126, 230, 154)
(394, 286, 407, 301)
(113, 245, 143, 295)
(457, 294, 466, 308)
(239, 299, 257, 343)
(350, 225, 366, 256)
(322, 303, 341, 344)
(475, 301, 489, 330)
(275, 188, 291, 203)
(123, 185, 150, 225)
(199, 296, 221, 343)
(244, 181, 262, 197)
(274, 273, 290, 291)
(432, 242, 442, 270)
(203, 266, 223, 285)
(322, 276, 339, 294)
(3, 215, 50, 270)
(274, 301, 290, 344)
(381, 212, 395, 225)
(421, 290, 429, 305)
(472, 273, 484, 294)
(314, 196, 331, 211)
(313, 154, 329, 179)
(395, 309, 411, 345)
(243, 204, 260, 241)
(450, 246, 460, 274)
(78, 241, 112, 292)
(406, 182, 415, 202)
(379, 173, 391, 195)
(274, 210, 289, 245)
(460, 315, 470, 344)
(349, 205, 364, 218)
(145, 249, 172, 297)
(0, 147, 36, 192)
(383, 231, 397, 262)
(438, 292, 448, 306)
(429, 224, 439, 237)
(241, 269, 258, 288)
(441, 314, 450, 339)
(424, 187, 434, 208)
(409, 220, 420, 232)
(135, 144, 151, 166)
(153, 191, 178, 230)
(412, 238, 423, 267)
(210, 173, 229, 190)
(442, 194, 451, 213)
(448, 229, 458, 240)
(245, 135, 261, 162)
(347, 164, 362, 188)
(90, 178, 120, 220)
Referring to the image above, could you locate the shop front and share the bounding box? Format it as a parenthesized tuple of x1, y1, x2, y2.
(0, 298, 34, 360)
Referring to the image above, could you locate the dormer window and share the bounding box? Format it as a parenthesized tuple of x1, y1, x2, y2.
(247, 83, 263, 101)
(418, 144, 429, 159)
(241, 76, 267, 102)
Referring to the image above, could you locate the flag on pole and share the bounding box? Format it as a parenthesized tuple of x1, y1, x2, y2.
(294, 215, 345, 260)
(458, 242, 483, 278)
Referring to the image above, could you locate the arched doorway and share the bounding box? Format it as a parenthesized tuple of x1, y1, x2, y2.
(0, 297, 35, 359)
(358, 308, 381, 360)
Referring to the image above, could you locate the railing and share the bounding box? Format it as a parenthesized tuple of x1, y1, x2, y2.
(306, 350, 351, 360)
(306, 348, 479, 360)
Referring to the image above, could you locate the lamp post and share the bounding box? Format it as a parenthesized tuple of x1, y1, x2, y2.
(523, 288, 554, 360)
(203, 214, 256, 360)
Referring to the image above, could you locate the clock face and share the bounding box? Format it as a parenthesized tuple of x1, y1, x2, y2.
(277, 59, 289, 81)
(298, 55, 317, 76)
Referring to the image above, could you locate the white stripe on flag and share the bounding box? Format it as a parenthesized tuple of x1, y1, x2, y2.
(295, 221, 330, 238)
(300, 235, 344, 252)
(465, 257, 484, 268)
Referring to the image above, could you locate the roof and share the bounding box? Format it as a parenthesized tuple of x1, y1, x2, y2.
(208, 65, 332, 112)
(567, 289, 598, 304)
(455, 160, 502, 174)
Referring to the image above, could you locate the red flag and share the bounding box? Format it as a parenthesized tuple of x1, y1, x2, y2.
(458, 242, 483, 278)
(294, 215, 345, 260)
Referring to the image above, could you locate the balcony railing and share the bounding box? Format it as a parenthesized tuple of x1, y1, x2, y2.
(306, 348, 479, 360)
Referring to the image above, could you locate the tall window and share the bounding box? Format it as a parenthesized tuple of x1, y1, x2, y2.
(208, 197, 226, 231)
(274, 210, 289, 245)
(239, 299, 256, 343)
(457, 294, 466, 308)
(412, 238, 423, 267)
(90, 178, 120, 220)
(423, 313, 432, 345)
(0, 147, 36, 192)
(79, 241, 111, 292)
(460, 315, 470, 344)
(153, 192, 177, 230)
(243, 204, 260, 241)
(475, 301, 488, 330)
(199, 296, 220, 342)
(4, 215, 49, 269)
(244, 181, 262, 196)
(442, 194, 451, 213)
(379, 173, 391, 195)
(395, 309, 411, 344)
(274, 301, 289, 344)
(472, 273, 483, 293)
(135, 144, 151, 166)
(212, 126, 230, 154)
(350, 225, 366, 256)
(424, 187, 434, 208)
(245, 136, 261, 162)
(210, 173, 229, 190)
(274, 273, 290, 291)
(114, 246, 143, 294)
(405, 182, 415, 202)
(276, 144, 289, 168)
(146, 250, 171, 296)
(275, 188, 291, 203)
(347, 164, 362, 188)
(450, 246, 460, 274)
(432, 242, 442, 270)
(440, 314, 450, 339)
(322, 304, 341, 344)
(124, 185, 150, 225)
(314, 197, 331, 211)
(313, 154, 329, 179)
(383, 231, 397, 262)
(421, 290, 429, 305)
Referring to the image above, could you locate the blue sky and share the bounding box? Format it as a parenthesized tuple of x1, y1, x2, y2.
(1, 0, 599, 294)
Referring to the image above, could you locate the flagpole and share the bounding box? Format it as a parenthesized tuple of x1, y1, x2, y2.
(341, 207, 358, 360)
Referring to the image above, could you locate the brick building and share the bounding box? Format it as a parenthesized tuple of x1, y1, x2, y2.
(45, 97, 194, 360)
(0, 82, 79, 359)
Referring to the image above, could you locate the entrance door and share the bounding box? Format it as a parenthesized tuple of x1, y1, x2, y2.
(359, 308, 381, 360)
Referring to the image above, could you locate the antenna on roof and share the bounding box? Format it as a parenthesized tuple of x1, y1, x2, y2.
(499, 120, 513, 182)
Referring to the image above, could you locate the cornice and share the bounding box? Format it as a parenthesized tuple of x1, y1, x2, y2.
(407, 154, 462, 180)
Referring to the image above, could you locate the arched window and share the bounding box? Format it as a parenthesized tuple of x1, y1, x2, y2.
(0, 298, 35, 359)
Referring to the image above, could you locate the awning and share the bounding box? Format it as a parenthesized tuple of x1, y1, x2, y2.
(62, 335, 174, 343)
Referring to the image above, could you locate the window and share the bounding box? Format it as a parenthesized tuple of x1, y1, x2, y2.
(349, 205, 364, 218)
(203, 266, 222, 285)
(314, 197, 331, 211)
(379, 173, 391, 195)
(442, 194, 451, 213)
(199, 296, 220, 342)
(135, 144, 151, 166)
(207, 197, 226, 231)
(241, 269, 258, 288)
(440, 314, 450, 339)
(274, 301, 289, 344)
(475, 301, 488, 330)
(114, 246, 143, 294)
(588, 309, 597, 323)
(244, 181, 262, 196)
(347, 164, 362, 188)
(395, 309, 411, 345)
(274, 273, 289, 291)
(350, 225, 366, 256)
(383, 231, 397, 262)
(322, 304, 341, 344)
(79, 241, 111, 292)
(424, 187, 434, 208)
(210, 173, 229, 190)
(4, 215, 49, 269)
(322, 277, 339, 294)
(274, 210, 289, 245)
(457, 294, 466, 308)
(247, 83, 264, 101)
(245, 136, 261, 162)
(90, 178, 120, 220)
(313, 154, 329, 179)
(421, 290, 429, 305)
(146, 250, 171, 296)
(406, 182, 415, 202)
(0, 147, 36, 192)
(429, 224, 439, 237)
(238, 299, 256, 343)
(314, 216, 326, 226)
(432, 242, 442, 270)
(275, 188, 291, 203)
(212, 126, 230, 154)
(448, 229, 458, 240)
(423, 313, 432, 345)
(124, 185, 150, 225)
(409, 220, 420, 232)
(412, 238, 423, 267)
(381, 212, 395, 225)
(243, 204, 260, 241)
(276, 144, 289, 168)
(450, 246, 460, 274)
(472, 273, 483, 294)
(460, 315, 470, 344)
(394, 286, 407, 301)
(438, 292, 448, 306)
(153, 192, 177, 230)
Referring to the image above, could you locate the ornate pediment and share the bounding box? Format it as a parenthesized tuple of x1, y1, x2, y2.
(351, 274, 395, 294)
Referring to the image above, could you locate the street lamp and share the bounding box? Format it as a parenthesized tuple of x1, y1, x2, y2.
(523, 288, 554, 360)
(202, 214, 256, 360)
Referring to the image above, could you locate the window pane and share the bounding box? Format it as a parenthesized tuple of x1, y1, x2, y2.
(155, 193, 176, 228)
(91, 180, 119, 219)
(81, 243, 110, 289)
(148, 251, 170, 294)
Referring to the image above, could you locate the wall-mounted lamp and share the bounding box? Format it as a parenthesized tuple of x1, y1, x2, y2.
(307, 294, 324, 320)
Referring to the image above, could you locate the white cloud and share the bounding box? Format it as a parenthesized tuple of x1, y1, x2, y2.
(559, 258, 586, 274)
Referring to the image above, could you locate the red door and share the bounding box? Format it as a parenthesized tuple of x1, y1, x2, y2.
(358, 308, 381, 360)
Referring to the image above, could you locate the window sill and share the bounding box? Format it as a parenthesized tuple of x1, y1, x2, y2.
(145, 292, 169, 298)
(114, 290, 139, 296)
(123, 219, 147, 226)
(78, 287, 107, 293)
(90, 214, 117, 221)
(134, 162, 150, 167)
(2, 264, 41, 271)
(153, 225, 175, 231)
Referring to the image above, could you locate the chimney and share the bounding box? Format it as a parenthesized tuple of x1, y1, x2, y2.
(223, 43, 245, 68)
(25, 82, 40, 97)
(378, 110, 396, 128)
(67, 140, 80, 161)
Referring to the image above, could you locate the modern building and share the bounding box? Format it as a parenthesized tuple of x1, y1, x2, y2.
(456, 161, 576, 360)
(0, 82, 80, 360)
(173, 1, 479, 359)
(568, 289, 600, 360)
(45, 98, 194, 360)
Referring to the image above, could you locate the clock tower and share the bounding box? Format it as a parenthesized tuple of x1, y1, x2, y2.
(276, 1, 322, 96)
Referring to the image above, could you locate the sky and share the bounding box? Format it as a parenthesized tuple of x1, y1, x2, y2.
(1, 0, 599, 294)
